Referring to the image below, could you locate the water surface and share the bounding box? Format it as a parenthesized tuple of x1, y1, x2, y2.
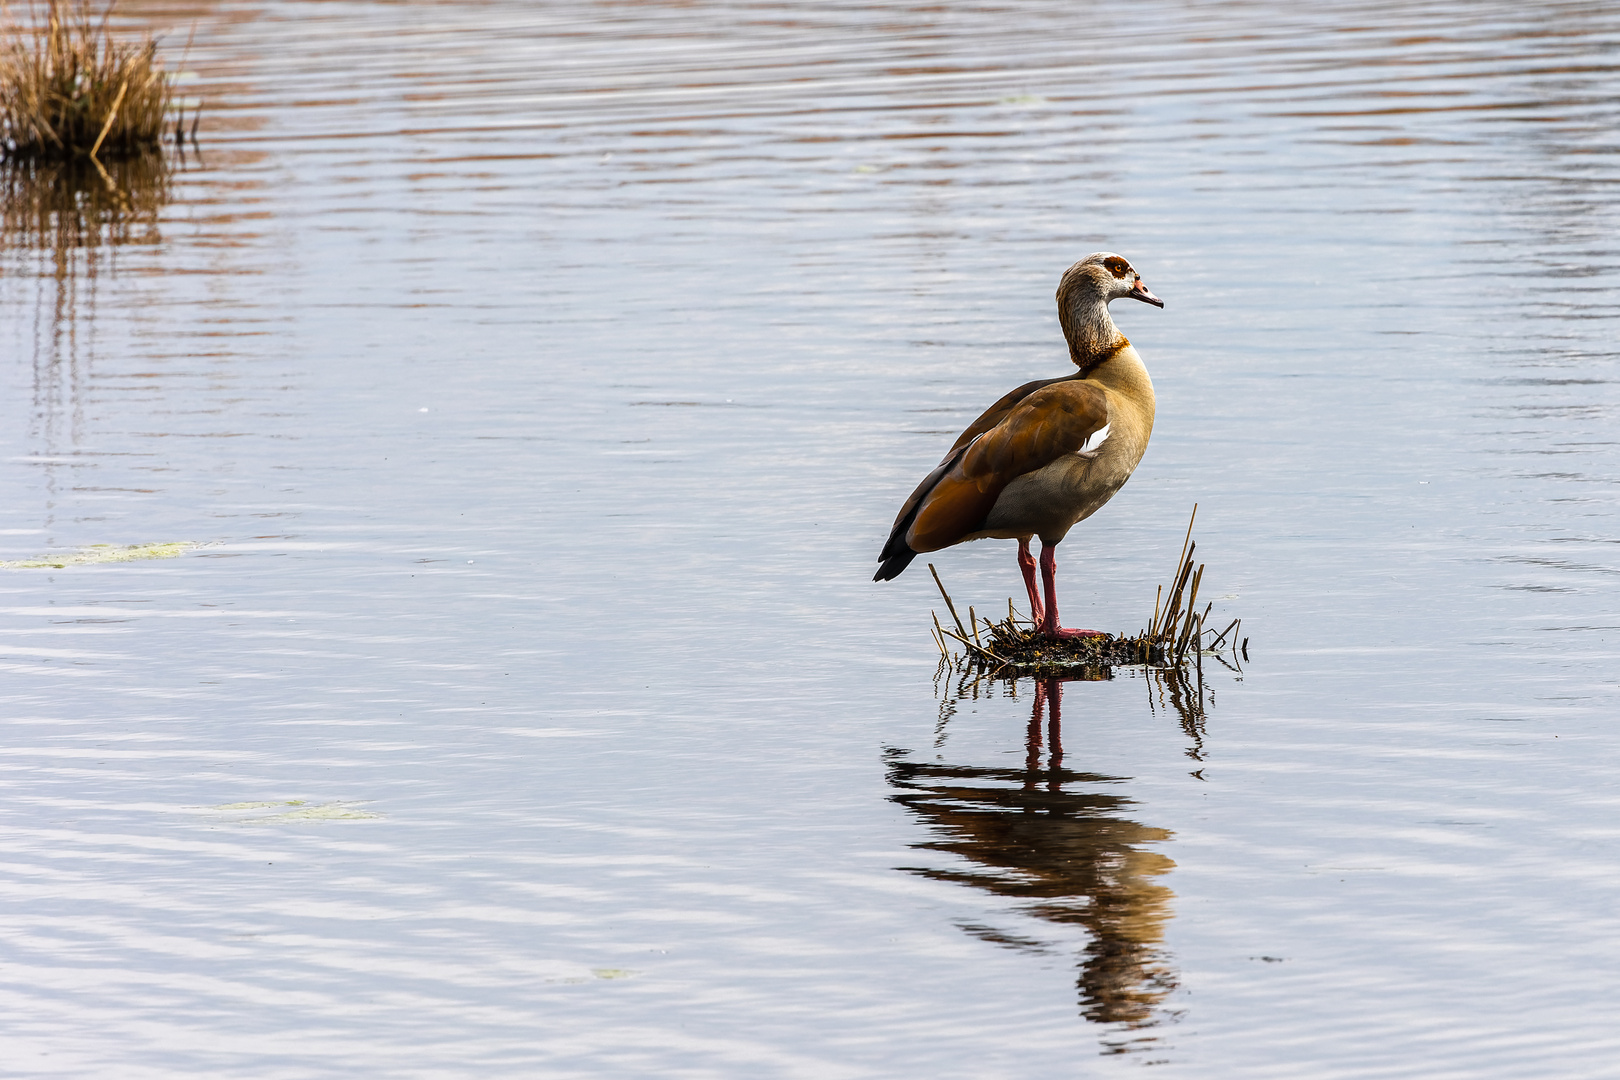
(1, 1, 1617, 1075)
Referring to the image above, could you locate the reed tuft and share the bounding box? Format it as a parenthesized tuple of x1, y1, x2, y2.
(927, 505, 1244, 680)
(1, 0, 174, 162)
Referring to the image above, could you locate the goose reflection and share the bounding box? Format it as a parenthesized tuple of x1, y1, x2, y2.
(890, 672, 1203, 1053)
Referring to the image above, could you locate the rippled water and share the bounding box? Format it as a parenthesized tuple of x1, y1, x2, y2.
(2, 1, 1618, 1075)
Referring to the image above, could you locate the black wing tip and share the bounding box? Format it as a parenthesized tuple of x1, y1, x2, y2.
(873, 548, 918, 582)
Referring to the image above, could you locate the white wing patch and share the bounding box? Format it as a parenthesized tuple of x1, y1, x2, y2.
(1076, 422, 1111, 458)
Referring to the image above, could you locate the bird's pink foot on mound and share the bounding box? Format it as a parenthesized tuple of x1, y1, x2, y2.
(1036, 546, 1104, 639)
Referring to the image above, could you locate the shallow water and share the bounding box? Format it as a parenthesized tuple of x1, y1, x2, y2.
(1, 0, 1618, 1075)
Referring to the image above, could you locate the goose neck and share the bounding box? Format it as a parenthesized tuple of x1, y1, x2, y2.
(1059, 293, 1127, 374)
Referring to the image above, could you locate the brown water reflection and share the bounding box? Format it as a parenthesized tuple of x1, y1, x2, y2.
(890, 672, 1207, 1054)
(0, 152, 175, 252)
(2, 151, 175, 530)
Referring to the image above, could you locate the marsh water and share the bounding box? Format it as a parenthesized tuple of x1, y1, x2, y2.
(2, 1, 1618, 1075)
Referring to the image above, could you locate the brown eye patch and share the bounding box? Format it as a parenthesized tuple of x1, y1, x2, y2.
(1102, 257, 1130, 278)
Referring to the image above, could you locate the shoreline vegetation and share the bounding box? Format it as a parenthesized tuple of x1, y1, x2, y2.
(1, 1, 197, 249)
(0, 0, 180, 164)
(926, 505, 1246, 681)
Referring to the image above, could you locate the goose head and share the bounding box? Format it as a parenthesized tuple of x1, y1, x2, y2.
(1065, 252, 1164, 309)
(1056, 252, 1163, 370)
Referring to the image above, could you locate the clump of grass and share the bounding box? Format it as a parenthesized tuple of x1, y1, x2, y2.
(0, 0, 174, 163)
(927, 505, 1247, 678)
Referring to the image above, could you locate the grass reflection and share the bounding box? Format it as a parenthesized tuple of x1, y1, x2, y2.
(0, 149, 170, 251)
(891, 671, 1209, 1054)
(3, 147, 182, 534)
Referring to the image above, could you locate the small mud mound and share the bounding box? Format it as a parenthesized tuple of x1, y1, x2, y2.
(973, 621, 1165, 675)
(924, 506, 1247, 677)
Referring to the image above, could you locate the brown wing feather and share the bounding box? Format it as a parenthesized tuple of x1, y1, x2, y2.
(944, 375, 1075, 456)
(876, 375, 1073, 575)
(905, 380, 1110, 552)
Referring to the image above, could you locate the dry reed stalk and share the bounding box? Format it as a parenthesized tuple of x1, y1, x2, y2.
(1155, 546, 1195, 643)
(1153, 503, 1197, 637)
(1, 0, 175, 162)
(1195, 613, 1204, 685)
(935, 622, 1006, 665)
(928, 563, 969, 641)
(929, 614, 947, 658)
(1174, 572, 1204, 660)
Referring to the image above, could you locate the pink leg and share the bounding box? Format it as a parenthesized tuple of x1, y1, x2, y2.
(1026, 680, 1046, 780)
(1028, 678, 1064, 780)
(1038, 542, 1105, 640)
(1017, 538, 1044, 627)
(1046, 677, 1063, 769)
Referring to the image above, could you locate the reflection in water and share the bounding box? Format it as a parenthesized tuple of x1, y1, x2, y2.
(2, 147, 183, 533)
(891, 672, 1211, 1054)
(0, 151, 173, 251)
(1150, 661, 1213, 774)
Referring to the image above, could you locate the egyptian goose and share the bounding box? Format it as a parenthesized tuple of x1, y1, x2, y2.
(874, 253, 1163, 639)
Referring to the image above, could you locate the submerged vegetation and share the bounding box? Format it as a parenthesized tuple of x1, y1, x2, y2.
(0, 541, 199, 568)
(927, 506, 1246, 680)
(0, 0, 177, 162)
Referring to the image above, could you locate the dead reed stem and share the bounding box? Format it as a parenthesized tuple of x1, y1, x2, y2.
(1152, 503, 1197, 638)
(928, 563, 968, 641)
(1208, 618, 1240, 650)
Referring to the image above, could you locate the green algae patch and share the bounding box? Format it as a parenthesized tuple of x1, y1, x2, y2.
(547, 968, 641, 985)
(0, 541, 200, 569)
(252, 802, 382, 824)
(201, 800, 382, 824)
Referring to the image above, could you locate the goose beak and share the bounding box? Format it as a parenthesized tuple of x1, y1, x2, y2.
(1131, 279, 1165, 308)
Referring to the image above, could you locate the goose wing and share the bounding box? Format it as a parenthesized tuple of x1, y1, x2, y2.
(875, 378, 1110, 577)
